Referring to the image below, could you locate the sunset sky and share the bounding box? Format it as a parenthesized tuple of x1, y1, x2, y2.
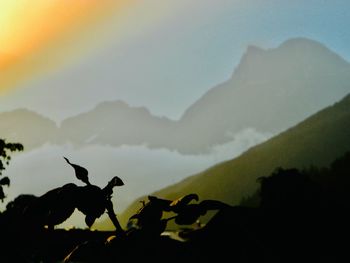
(0, 0, 350, 121)
(0, 0, 133, 90)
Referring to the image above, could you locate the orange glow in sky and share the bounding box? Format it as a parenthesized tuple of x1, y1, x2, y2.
(0, 0, 132, 91)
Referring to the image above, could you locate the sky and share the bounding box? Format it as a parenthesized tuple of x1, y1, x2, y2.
(0, 0, 350, 122)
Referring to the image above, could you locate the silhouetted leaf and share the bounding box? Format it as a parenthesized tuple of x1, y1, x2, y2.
(0, 138, 24, 200)
(0, 186, 5, 201)
(0, 177, 10, 186)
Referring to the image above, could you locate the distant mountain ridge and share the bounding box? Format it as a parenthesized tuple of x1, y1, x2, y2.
(1, 38, 350, 153)
(58, 100, 175, 147)
(0, 109, 57, 149)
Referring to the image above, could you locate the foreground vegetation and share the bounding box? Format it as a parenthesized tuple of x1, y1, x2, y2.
(0, 151, 349, 262)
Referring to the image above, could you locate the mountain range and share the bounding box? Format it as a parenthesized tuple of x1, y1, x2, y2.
(1, 38, 350, 154)
(113, 92, 350, 229)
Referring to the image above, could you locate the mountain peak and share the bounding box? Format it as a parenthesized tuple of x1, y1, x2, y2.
(241, 37, 345, 62)
(95, 100, 129, 110)
(279, 37, 327, 49)
(246, 45, 264, 54)
(233, 37, 349, 82)
(239, 45, 264, 64)
(0, 108, 56, 123)
(93, 100, 154, 117)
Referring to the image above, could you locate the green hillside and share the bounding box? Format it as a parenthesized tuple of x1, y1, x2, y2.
(110, 93, 350, 229)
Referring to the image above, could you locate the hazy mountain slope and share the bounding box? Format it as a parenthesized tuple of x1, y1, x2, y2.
(117, 93, 350, 227)
(0, 109, 58, 149)
(177, 38, 350, 152)
(58, 101, 176, 147)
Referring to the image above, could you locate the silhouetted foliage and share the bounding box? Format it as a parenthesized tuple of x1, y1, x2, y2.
(1, 158, 125, 235)
(256, 151, 350, 211)
(258, 167, 317, 209)
(0, 138, 23, 201)
(64, 157, 90, 185)
(1, 152, 350, 262)
(128, 195, 173, 233)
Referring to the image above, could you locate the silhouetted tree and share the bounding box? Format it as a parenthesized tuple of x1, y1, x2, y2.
(0, 138, 23, 201)
(258, 167, 318, 209)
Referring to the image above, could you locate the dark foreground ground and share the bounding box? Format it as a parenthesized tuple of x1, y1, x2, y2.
(0, 206, 349, 263)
